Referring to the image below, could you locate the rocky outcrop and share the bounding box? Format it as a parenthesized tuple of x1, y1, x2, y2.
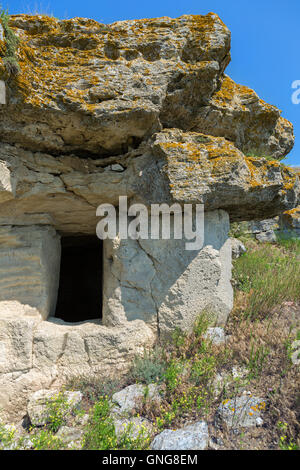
(0, 14, 298, 225)
(27, 389, 82, 426)
(0, 13, 299, 420)
(232, 207, 300, 242)
(151, 421, 209, 450)
(193, 75, 294, 159)
(0, 132, 298, 234)
(0, 14, 231, 156)
(281, 206, 300, 237)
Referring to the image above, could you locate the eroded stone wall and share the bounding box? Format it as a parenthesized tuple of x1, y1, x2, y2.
(0, 316, 155, 421)
(0, 225, 60, 319)
(103, 210, 233, 336)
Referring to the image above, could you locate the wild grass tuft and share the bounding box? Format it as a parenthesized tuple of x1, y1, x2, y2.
(233, 241, 300, 320)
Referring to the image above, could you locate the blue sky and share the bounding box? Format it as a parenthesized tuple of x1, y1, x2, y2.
(4, 0, 300, 166)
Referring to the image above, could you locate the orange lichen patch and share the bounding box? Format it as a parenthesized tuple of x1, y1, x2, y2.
(213, 75, 258, 108)
(212, 75, 279, 116)
(244, 158, 263, 188)
(0, 39, 6, 56)
(156, 130, 298, 197)
(282, 206, 300, 230)
(2, 12, 230, 109)
(284, 207, 300, 217)
(244, 156, 286, 189)
(281, 166, 298, 191)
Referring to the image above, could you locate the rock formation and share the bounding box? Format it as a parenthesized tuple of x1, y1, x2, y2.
(0, 13, 299, 420)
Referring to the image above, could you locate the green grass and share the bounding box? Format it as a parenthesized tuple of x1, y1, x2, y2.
(233, 241, 300, 320)
(245, 151, 286, 162)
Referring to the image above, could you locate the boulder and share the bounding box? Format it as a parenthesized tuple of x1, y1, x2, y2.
(111, 384, 161, 414)
(55, 426, 84, 448)
(215, 395, 266, 429)
(256, 230, 277, 243)
(230, 238, 246, 259)
(203, 327, 226, 345)
(113, 416, 153, 441)
(280, 206, 300, 238)
(27, 389, 82, 426)
(150, 421, 209, 450)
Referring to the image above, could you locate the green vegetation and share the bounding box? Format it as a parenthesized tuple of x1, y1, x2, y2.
(277, 422, 299, 450)
(245, 151, 286, 162)
(0, 421, 15, 449)
(31, 430, 66, 450)
(44, 392, 72, 433)
(233, 240, 300, 320)
(82, 396, 151, 450)
(129, 347, 167, 385)
(67, 375, 121, 405)
(0, 7, 20, 76)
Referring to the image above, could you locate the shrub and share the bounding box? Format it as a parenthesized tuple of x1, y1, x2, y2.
(0, 421, 15, 449)
(83, 397, 117, 450)
(0, 7, 20, 76)
(66, 375, 121, 404)
(129, 347, 167, 384)
(45, 392, 71, 433)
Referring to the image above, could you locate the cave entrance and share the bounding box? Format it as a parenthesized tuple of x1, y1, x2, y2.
(55, 235, 103, 323)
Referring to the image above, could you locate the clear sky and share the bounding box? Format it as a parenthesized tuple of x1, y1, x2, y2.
(3, 0, 300, 166)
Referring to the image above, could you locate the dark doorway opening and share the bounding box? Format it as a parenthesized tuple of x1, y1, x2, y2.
(55, 236, 103, 323)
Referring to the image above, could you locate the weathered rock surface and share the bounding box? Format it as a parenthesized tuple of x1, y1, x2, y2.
(0, 133, 298, 234)
(113, 416, 153, 441)
(230, 238, 246, 259)
(55, 426, 84, 448)
(0, 15, 293, 163)
(1, 14, 231, 156)
(0, 317, 155, 421)
(215, 395, 266, 429)
(233, 208, 300, 243)
(193, 75, 294, 159)
(27, 389, 82, 426)
(103, 210, 233, 334)
(0, 225, 60, 319)
(111, 384, 161, 414)
(151, 421, 209, 450)
(142, 129, 299, 221)
(203, 327, 226, 345)
(281, 206, 300, 237)
(0, 14, 297, 228)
